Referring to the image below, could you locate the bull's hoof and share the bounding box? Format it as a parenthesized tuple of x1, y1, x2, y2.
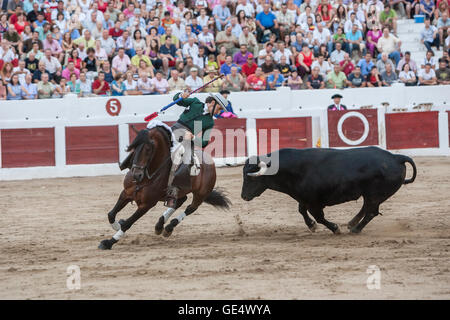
(308, 221, 317, 233)
(98, 239, 114, 250)
(155, 216, 165, 235)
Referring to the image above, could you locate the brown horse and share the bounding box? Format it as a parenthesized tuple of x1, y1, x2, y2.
(98, 126, 231, 250)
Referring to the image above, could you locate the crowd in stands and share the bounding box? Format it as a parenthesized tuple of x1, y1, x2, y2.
(0, 0, 449, 100)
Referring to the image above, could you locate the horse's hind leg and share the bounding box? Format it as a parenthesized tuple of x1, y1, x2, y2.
(108, 190, 131, 231)
(99, 203, 154, 250)
(155, 195, 188, 235)
(163, 193, 204, 238)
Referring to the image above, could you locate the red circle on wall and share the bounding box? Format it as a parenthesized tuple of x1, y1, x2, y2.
(106, 98, 121, 116)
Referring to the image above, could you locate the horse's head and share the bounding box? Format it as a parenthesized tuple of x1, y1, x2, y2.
(128, 127, 155, 183)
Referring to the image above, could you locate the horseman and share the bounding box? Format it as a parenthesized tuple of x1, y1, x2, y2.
(120, 90, 228, 208)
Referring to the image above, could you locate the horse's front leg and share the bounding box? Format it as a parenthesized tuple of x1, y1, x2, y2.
(99, 201, 155, 250)
(108, 190, 131, 231)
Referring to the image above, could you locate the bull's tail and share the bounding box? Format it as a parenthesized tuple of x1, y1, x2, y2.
(204, 188, 231, 210)
(396, 155, 417, 184)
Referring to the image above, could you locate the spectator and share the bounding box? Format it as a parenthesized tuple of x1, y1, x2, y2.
(274, 41, 293, 65)
(330, 42, 346, 64)
(381, 63, 398, 86)
(339, 53, 355, 76)
(377, 26, 402, 65)
(220, 55, 239, 76)
(255, 3, 280, 42)
(182, 36, 199, 58)
(0, 80, 6, 100)
(326, 63, 347, 89)
(112, 48, 131, 74)
(151, 70, 170, 94)
(168, 69, 185, 92)
(122, 71, 139, 95)
(216, 24, 239, 56)
(12, 60, 30, 85)
(198, 26, 216, 55)
(313, 23, 333, 54)
(131, 47, 154, 77)
(376, 52, 396, 74)
(436, 58, 450, 84)
(366, 66, 384, 87)
(437, 12, 450, 46)
(111, 73, 126, 96)
(92, 71, 110, 96)
(379, 4, 398, 34)
(67, 73, 81, 96)
(420, 0, 436, 21)
(241, 53, 257, 77)
(260, 55, 276, 76)
(277, 55, 292, 77)
(41, 48, 62, 79)
(276, 3, 296, 39)
(257, 42, 275, 66)
(101, 61, 115, 84)
(239, 26, 258, 56)
(6, 74, 23, 100)
(246, 67, 267, 91)
(307, 66, 326, 89)
(287, 69, 303, 90)
(83, 47, 98, 76)
(327, 94, 347, 111)
(418, 63, 438, 85)
(78, 72, 93, 97)
(267, 68, 285, 89)
(0, 40, 15, 63)
(212, 0, 231, 31)
(216, 89, 237, 118)
(203, 66, 224, 93)
(399, 63, 417, 86)
(296, 44, 314, 77)
(54, 77, 70, 97)
(233, 44, 251, 66)
(73, 30, 95, 49)
(37, 72, 54, 98)
(185, 67, 203, 91)
(332, 26, 348, 53)
(421, 18, 440, 52)
(160, 35, 179, 74)
(347, 66, 366, 88)
(62, 61, 80, 81)
(366, 24, 383, 57)
(311, 54, 332, 78)
(397, 51, 418, 73)
(421, 50, 438, 69)
(346, 23, 365, 55)
(224, 66, 244, 92)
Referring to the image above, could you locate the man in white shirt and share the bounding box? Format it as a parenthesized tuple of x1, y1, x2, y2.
(236, 0, 255, 17)
(344, 12, 363, 34)
(185, 67, 203, 91)
(258, 42, 275, 66)
(0, 40, 15, 63)
(274, 41, 293, 65)
(137, 72, 154, 95)
(100, 29, 116, 60)
(377, 26, 401, 65)
(311, 54, 332, 78)
(312, 23, 333, 54)
(41, 48, 62, 77)
(171, 17, 186, 41)
(330, 42, 346, 64)
(418, 63, 437, 85)
(297, 6, 315, 26)
(78, 72, 92, 97)
(12, 60, 31, 86)
(182, 37, 199, 59)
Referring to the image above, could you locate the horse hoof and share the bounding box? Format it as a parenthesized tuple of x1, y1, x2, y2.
(162, 228, 172, 238)
(111, 221, 121, 231)
(308, 221, 317, 233)
(333, 226, 341, 235)
(98, 239, 113, 250)
(350, 227, 361, 234)
(155, 216, 165, 235)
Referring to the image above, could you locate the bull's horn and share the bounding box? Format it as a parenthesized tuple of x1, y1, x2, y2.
(247, 161, 268, 177)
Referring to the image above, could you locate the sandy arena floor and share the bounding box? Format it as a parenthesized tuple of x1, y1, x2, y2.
(0, 157, 449, 299)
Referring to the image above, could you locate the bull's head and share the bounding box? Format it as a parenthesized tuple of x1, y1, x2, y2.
(241, 157, 269, 201)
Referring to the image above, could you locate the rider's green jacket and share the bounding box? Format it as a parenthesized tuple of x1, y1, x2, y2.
(173, 92, 215, 148)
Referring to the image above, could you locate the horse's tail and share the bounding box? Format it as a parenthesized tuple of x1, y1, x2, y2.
(204, 187, 231, 210)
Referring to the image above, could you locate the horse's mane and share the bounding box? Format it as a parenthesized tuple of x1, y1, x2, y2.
(127, 127, 172, 152)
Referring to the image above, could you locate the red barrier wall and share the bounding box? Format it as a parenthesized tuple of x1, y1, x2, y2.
(1, 128, 55, 168)
(256, 117, 312, 155)
(386, 111, 439, 149)
(328, 109, 379, 147)
(66, 126, 119, 164)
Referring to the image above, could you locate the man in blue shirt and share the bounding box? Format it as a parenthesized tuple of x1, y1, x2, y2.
(267, 68, 285, 89)
(346, 24, 365, 55)
(357, 52, 375, 76)
(255, 3, 280, 42)
(213, 0, 231, 31)
(220, 55, 239, 76)
(421, 18, 439, 52)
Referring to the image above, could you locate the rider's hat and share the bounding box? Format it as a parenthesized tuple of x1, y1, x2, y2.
(208, 93, 228, 111)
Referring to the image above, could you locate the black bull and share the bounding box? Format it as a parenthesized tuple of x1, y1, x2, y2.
(241, 147, 417, 234)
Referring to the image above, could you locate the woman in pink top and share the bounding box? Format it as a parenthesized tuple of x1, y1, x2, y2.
(151, 70, 169, 94)
(366, 25, 383, 57)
